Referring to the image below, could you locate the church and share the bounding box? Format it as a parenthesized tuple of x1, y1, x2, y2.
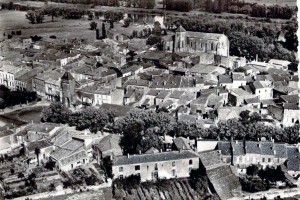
(162, 26, 230, 57)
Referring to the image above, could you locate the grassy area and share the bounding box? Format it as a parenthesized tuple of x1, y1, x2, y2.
(0, 10, 99, 42)
(39, 188, 112, 200)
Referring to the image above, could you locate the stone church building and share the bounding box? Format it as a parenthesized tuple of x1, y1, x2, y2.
(162, 26, 230, 57)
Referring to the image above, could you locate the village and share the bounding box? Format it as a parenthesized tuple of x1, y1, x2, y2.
(0, 0, 299, 199)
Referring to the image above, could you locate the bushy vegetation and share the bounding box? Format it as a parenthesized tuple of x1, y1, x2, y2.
(0, 85, 37, 110)
(42, 103, 300, 154)
(241, 165, 289, 192)
(41, 102, 115, 133)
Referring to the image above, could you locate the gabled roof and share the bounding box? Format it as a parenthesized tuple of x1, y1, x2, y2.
(94, 134, 122, 156)
(175, 25, 186, 32)
(113, 150, 199, 166)
(173, 137, 191, 150)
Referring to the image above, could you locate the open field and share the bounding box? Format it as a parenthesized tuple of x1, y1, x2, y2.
(0, 10, 100, 41)
(0, 10, 100, 40)
(244, 0, 296, 6)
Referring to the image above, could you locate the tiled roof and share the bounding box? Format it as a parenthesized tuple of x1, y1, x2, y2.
(59, 150, 88, 166)
(113, 150, 199, 166)
(94, 134, 122, 155)
(199, 150, 223, 169)
(27, 139, 52, 152)
(173, 137, 191, 150)
(207, 165, 241, 200)
(217, 141, 231, 156)
(286, 147, 300, 171)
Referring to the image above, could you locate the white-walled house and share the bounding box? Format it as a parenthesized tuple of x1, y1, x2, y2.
(112, 151, 199, 182)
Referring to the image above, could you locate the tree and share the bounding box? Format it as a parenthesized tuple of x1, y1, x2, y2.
(35, 11, 45, 24)
(102, 156, 113, 178)
(41, 102, 70, 124)
(246, 165, 259, 176)
(146, 34, 161, 46)
(18, 172, 25, 179)
(123, 18, 131, 28)
(102, 23, 107, 39)
(25, 11, 36, 24)
(89, 21, 97, 30)
(189, 169, 208, 194)
(35, 147, 41, 166)
(153, 21, 162, 36)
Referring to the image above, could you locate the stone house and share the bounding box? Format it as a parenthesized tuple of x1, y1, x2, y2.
(93, 134, 122, 163)
(112, 150, 200, 182)
(249, 81, 273, 100)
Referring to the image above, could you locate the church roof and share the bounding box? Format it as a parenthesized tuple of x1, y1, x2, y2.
(175, 25, 186, 32)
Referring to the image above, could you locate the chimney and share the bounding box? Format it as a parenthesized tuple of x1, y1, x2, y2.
(139, 150, 141, 154)
(127, 153, 129, 158)
(160, 149, 162, 153)
(274, 150, 276, 155)
(235, 140, 238, 144)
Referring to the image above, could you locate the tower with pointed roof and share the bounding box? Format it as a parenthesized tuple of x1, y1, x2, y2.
(61, 71, 76, 108)
(175, 25, 187, 52)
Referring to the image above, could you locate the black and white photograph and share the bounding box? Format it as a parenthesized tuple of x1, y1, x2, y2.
(0, 0, 298, 199)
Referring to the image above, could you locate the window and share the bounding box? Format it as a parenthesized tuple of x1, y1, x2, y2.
(292, 118, 295, 123)
(268, 158, 271, 162)
(211, 43, 214, 50)
(172, 169, 176, 176)
(135, 165, 140, 171)
(83, 159, 85, 164)
(119, 167, 123, 172)
(262, 158, 265, 162)
(172, 161, 175, 167)
(77, 161, 81, 164)
(119, 175, 123, 179)
(189, 159, 193, 165)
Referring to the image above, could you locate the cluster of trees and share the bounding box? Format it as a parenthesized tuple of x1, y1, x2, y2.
(113, 109, 173, 154)
(205, 0, 296, 19)
(241, 165, 289, 192)
(166, 15, 297, 62)
(165, 0, 192, 12)
(124, 0, 155, 9)
(42, 103, 300, 154)
(0, 85, 37, 110)
(25, 10, 45, 24)
(41, 102, 115, 133)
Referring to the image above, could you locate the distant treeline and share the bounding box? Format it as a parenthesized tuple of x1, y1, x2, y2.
(1, 0, 297, 19)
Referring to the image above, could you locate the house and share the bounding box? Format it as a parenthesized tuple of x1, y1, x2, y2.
(50, 131, 90, 171)
(0, 63, 30, 90)
(164, 26, 229, 57)
(32, 68, 65, 101)
(79, 85, 124, 106)
(22, 38, 32, 49)
(190, 91, 223, 116)
(228, 88, 256, 106)
(15, 67, 44, 91)
(93, 134, 122, 163)
(282, 103, 299, 127)
(268, 59, 291, 71)
(112, 150, 200, 182)
(249, 81, 273, 100)
(216, 140, 299, 172)
(198, 150, 242, 200)
(0, 130, 19, 154)
(172, 137, 192, 151)
(217, 107, 246, 122)
(26, 139, 53, 164)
